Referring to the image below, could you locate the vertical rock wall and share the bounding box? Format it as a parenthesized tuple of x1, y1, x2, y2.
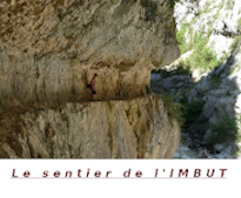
(0, 0, 179, 109)
(0, 0, 181, 158)
(0, 95, 181, 159)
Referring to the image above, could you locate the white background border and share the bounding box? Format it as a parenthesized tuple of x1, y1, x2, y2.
(1, 159, 239, 198)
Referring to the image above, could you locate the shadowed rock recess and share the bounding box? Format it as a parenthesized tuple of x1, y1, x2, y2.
(0, 0, 180, 158)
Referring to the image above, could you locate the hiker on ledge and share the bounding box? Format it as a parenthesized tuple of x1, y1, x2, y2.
(86, 74, 98, 101)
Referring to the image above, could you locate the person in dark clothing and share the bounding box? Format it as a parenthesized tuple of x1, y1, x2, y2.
(86, 74, 98, 101)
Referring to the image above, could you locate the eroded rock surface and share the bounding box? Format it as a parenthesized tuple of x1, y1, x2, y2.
(0, 0, 181, 159)
(0, 95, 180, 159)
(0, 0, 179, 109)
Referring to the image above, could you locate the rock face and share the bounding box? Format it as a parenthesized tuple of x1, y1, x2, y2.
(0, 95, 180, 159)
(174, 0, 241, 60)
(152, 0, 241, 158)
(189, 43, 241, 128)
(0, 0, 181, 159)
(0, 0, 179, 110)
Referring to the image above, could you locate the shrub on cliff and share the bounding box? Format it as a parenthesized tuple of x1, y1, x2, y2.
(176, 24, 189, 54)
(161, 93, 185, 128)
(186, 46, 220, 71)
(206, 116, 238, 150)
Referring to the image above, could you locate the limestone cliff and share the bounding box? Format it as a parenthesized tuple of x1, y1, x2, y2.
(0, 0, 181, 159)
(0, 0, 179, 109)
(152, 0, 241, 158)
(0, 95, 180, 158)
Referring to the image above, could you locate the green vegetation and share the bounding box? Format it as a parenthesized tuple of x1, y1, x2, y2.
(203, 1, 212, 13)
(152, 60, 191, 77)
(178, 95, 209, 137)
(176, 24, 189, 54)
(178, 96, 240, 152)
(186, 46, 220, 71)
(153, 65, 240, 154)
(175, 0, 228, 72)
(177, 23, 209, 54)
(160, 93, 185, 127)
(180, 98, 205, 129)
(176, 24, 221, 71)
(169, 0, 175, 9)
(238, 17, 241, 28)
(229, 18, 241, 49)
(177, 31, 220, 72)
(230, 35, 241, 49)
(227, 0, 234, 10)
(145, 85, 152, 94)
(154, 0, 241, 155)
(206, 116, 238, 149)
(160, 91, 207, 134)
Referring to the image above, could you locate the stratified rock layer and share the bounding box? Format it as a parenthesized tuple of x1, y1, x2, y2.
(0, 1, 181, 159)
(0, 0, 179, 109)
(0, 95, 180, 159)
